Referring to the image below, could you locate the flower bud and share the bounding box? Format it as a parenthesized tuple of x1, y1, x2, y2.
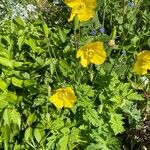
(108, 39, 115, 48)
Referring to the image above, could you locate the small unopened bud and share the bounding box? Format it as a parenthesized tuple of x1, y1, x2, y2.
(108, 39, 115, 48)
(90, 72, 94, 82)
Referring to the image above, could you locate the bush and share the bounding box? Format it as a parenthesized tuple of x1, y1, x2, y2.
(0, 0, 150, 149)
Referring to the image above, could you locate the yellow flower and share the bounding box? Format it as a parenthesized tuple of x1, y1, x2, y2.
(134, 50, 150, 75)
(49, 87, 76, 109)
(76, 41, 107, 67)
(64, 0, 96, 22)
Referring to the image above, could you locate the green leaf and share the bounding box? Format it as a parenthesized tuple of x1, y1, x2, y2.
(17, 36, 25, 49)
(11, 109, 21, 129)
(130, 35, 139, 46)
(27, 113, 37, 126)
(0, 46, 10, 58)
(58, 27, 67, 43)
(86, 109, 101, 127)
(3, 108, 11, 126)
(24, 79, 37, 87)
(59, 60, 71, 71)
(0, 56, 13, 68)
(1, 125, 10, 149)
(93, 12, 101, 28)
(127, 92, 144, 101)
(12, 77, 23, 88)
(51, 118, 64, 130)
(5, 91, 18, 103)
(0, 99, 9, 109)
(24, 127, 33, 141)
(46, 135, 57, 150)
(42, 23, 49, 38)
(60, 127, 70, 134)
(68, 127, 80, 149)
(58, 135, 69, 150)
(109, 113, 125, 135)
(0, 79, 8, 91)
(34, 128, 45, 143)
(14, 17, 26, 27)
(76, 84, 94, 98)
(13, 61, 24, 68)
(42, 58, 57, 67)
(26, 38, 37, 51)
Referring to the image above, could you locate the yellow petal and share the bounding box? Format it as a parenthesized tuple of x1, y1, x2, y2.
(64, 99, 73, 108)
(133, 50, 150, 75)
(84, 0, 96, 9)
(65, 0, 81, 8)
(90, 51, 106, 65)
(76, 48, 84, 58)
(133, 61, 148, 75)
(64, 92, 76, 108)
(65, 87, 75, 94)
(91, 41, 104, 52)
(80, 55, 90, 67)
(68, 8, 77, 22)
(50, 93, 63, 109)
(77, 9, 94, 22)
(65, 0, 95, 22)
(138, 50, 150, 58)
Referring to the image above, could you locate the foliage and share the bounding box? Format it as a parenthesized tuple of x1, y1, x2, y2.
(0, 0, 150, 149)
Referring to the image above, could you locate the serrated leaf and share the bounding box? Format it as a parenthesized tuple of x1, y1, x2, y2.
(77, 84, 94, 98)
(127, 92, 144, 101)
(109, 113, 125, 135)
(87, 109, 101, 126)
(68, 127, 80, 149)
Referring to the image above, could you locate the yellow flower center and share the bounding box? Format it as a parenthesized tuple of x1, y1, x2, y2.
(86, 48, 94, 58)
(58, 91, 68, 101)
(76, 3, 86, 12)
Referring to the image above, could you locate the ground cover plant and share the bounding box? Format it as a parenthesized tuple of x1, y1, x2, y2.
(0, 0, 150, 149)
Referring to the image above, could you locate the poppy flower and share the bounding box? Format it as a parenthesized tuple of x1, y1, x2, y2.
(76, 41, 107, 67)
(65, 0, 96, 22)
(134, 50, 150, 75)
(49, 87, 76, 109)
